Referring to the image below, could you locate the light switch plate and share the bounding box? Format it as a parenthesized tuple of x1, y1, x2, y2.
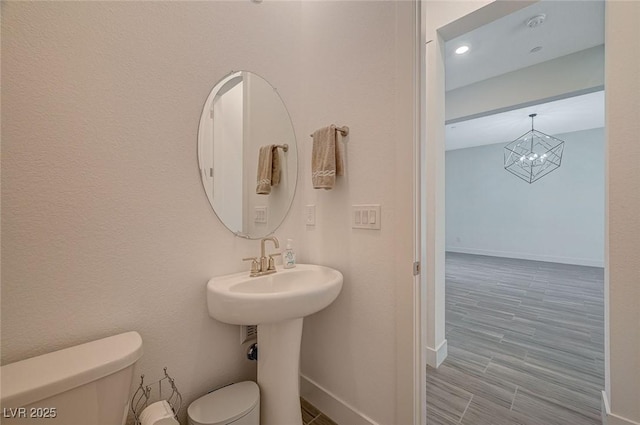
(254, 206, 268, 223)
(352, 204, 381, 229)
(305, 204, 316, 226)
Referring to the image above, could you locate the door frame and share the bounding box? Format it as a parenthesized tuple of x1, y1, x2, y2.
(414, 2, 546, 425)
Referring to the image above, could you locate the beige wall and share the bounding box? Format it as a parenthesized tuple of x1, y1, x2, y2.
(1, 1, 418, 424)
(605, 1, 640, 424)
(296, 2, 416, 424)
(0, 2, 418, 423)
(1, 3, 307, 422)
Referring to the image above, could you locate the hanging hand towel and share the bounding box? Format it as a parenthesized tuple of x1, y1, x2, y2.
(271, 145, 282, 186)
(256, 144, 281, 194)
(312, 125, 345, 189)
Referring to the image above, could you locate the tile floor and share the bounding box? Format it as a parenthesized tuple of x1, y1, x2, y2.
(426, 252, 605, 425)
(301, 398, 339, 425)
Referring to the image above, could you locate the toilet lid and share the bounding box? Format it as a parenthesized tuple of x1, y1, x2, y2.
(188, 381, 259, 425)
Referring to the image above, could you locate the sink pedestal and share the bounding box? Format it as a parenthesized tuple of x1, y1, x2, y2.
(207, 265, 343, 425)
(257, 318, 303, 425)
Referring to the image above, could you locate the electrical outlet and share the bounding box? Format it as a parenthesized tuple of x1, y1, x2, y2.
(305, 205, 316, 225)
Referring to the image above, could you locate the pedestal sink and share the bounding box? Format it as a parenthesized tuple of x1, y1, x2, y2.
(207, 264, 343, 425)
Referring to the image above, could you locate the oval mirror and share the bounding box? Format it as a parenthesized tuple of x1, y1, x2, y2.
(198, 71, 298, 239)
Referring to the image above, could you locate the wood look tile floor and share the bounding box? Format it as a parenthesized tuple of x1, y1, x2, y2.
(427, 253, 605, 425)
(301, 398, 339, 425)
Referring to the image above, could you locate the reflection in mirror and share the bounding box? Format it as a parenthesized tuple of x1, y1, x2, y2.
(198, 71, 298, 239)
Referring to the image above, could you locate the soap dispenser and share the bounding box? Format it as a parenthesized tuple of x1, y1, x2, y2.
(284, 239, 296, 269)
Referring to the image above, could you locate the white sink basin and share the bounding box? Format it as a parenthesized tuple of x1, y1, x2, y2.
(207, 263, 343, 325)
(206, 263, 343, 425)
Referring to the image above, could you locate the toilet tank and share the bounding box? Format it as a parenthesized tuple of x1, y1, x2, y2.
(1, 331, 143, 425)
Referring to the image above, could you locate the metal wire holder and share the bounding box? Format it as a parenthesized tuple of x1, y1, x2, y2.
(131, 367, 182, 425)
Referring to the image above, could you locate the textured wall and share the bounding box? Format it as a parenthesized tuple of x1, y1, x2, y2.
(296, 2, 416, 424)
(1, 1, 417, 424)
(1, 2, 304, 422)
(605, 1, 640, 422)
(446, 128, 605, 267)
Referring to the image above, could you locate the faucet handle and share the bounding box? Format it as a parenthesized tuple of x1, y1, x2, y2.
(242, 257, 260, 275)
(267, 252, 281, 271)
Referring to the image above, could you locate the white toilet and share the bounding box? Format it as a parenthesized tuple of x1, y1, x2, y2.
(0, 331, 143, 425)
(188, 381, 260, 425)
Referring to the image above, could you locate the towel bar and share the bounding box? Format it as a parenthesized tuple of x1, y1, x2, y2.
(273, 144, 288, 152)
(310, 126, 349, 137)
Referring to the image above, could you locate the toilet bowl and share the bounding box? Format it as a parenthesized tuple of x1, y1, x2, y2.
(188, 381, 260, 425)
(0, 331, 143, 425)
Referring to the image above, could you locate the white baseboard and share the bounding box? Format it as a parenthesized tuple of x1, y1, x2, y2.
(426, 339, 447, 368)
(300, 374, 380, 425)
(601, 391, 640, 425)
(446, 247, 604, 268)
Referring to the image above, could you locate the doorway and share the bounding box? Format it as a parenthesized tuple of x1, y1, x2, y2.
(419, 1, 607, 424)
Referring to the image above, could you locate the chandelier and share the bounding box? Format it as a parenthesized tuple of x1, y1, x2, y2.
(503, 113, 565, 183)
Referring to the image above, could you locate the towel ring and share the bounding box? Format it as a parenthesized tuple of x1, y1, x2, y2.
(310, 126, 349, 138)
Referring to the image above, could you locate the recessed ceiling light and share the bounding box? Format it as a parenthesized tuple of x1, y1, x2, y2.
(455, 45, 470, 55)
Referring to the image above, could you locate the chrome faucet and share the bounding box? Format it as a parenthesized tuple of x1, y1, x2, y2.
(243, 236, 281, 277)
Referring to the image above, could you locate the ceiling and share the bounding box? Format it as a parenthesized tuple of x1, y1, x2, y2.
(445, 0, 605, 91)
(444, 0, 605, 151)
